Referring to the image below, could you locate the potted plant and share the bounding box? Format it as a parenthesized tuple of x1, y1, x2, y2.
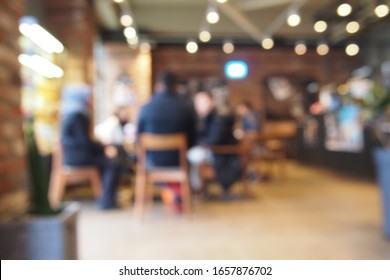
(0, 118, 79, 259)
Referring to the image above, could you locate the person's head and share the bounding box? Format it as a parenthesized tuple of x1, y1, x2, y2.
(115, 106, 130, 123)
(155, 70, 177, 92)
(193, 91, 215, 117)
(236, 100, 252, 117)
(61, 83, 91, 115)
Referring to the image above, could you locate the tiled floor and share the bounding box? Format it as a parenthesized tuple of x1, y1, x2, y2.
(76, 162, 390, 259)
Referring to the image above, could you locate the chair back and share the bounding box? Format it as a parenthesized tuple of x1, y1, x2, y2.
(137, 133, 188, 169)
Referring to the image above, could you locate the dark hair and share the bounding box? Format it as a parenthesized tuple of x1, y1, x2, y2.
(157, 70, 177, 90)
(238, 100, 252, 110)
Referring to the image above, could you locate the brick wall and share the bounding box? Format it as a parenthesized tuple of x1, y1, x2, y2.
(43, 0, 97, 84)
(0, 0, 29, 221)
(152, 46, 360, 137)
(152, 46, 360, 114)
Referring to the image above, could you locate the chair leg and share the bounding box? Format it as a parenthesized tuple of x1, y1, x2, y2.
(49, 172, 66, 209)
(134, 171, 147, 218)
(181, 176, 192, 218)
(145, 176, 153, 211)
(90, 171, 102, 199)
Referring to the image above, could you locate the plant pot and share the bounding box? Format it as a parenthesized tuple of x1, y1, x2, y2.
(373, 148, 390, 238)
(0, 202, 80, 260)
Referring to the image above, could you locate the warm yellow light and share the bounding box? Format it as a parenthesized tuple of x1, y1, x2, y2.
(207, 11, 220, 24)
(317, 43, 329, 56)
(139, 42, 151, 54)
(199, 30, 211, 42)
(223, 41, 234, 54)
(120, 14, 133, 27)
(287, 13, 301, 27)
(295, 43, 307, 55)
(186, 41, 198, 54)
(314, 20, 327, 33)
(124, 26, 136, 38)
(113, 0, 124, 3)
(127, 35, 139, 45)
(337, 84, 349, 95)
(216, 0, 228, 3)
(346, 21, 360, 33)
(375, 4, 389, 18)
(345, 43, 359, 56)
(262, 37, 274, 50)
(337, 3, 352, 17)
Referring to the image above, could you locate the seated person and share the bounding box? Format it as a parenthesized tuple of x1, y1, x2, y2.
(94, 106, 136, 176)
(235, 100, 260, 139)
(235, 101, 262, 181)
(136, 70, 197, 211)
(188, 91, 242, 196)
(60, 83, 122, 209)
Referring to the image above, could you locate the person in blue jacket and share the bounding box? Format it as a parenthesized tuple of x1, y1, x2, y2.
(60, 83, 122, 209)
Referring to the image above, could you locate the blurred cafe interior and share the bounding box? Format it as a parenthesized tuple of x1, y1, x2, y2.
(1, 0, 390, 260)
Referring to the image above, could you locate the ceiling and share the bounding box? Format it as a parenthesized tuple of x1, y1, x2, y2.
(93, 0, 389, 47)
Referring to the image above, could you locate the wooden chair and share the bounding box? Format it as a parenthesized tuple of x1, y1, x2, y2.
(198, 135, 253, 197)
(256, 133, 288, 180)
(48, 142, 102, 209)
(133, 133, 191, 217)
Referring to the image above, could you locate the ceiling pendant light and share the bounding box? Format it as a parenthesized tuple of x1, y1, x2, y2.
(346, 21, 360, 33)
(261, 36, 274, 50)
(139, 41, 152, 54)
(314, 20, 328, 33)
(295, 41, 307, 55)
(120, 14, 133, 27)
(127, 35, 139, 46)
(186, 40, 198, 54)
(222, 40, 234, 54)
(375, 3, 389, 18)
(216, 0, 228, 3)
(337, 2, 352, 17)
(345, 43, 359, 56)
(124, 26, 137, 39)
(206, 4, 220, 24)
(287, 8, 301, 27)
(317, 42, 329, 56)
(199, 30, 211, 42)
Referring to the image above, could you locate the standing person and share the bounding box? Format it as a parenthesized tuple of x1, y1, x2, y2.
(136, 70, 197, 210)
(60, 83, 122, 209)
(188, 91, 242, 197)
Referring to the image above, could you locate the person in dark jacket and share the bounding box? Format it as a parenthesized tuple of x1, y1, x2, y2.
(60, 83, 122, 209)
(136, 70, 197, 211)
(188, 91, 242, 194)
(137, 70, 197, 166)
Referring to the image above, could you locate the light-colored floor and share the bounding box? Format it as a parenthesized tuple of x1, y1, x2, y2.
(76, 161, 390, 259)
